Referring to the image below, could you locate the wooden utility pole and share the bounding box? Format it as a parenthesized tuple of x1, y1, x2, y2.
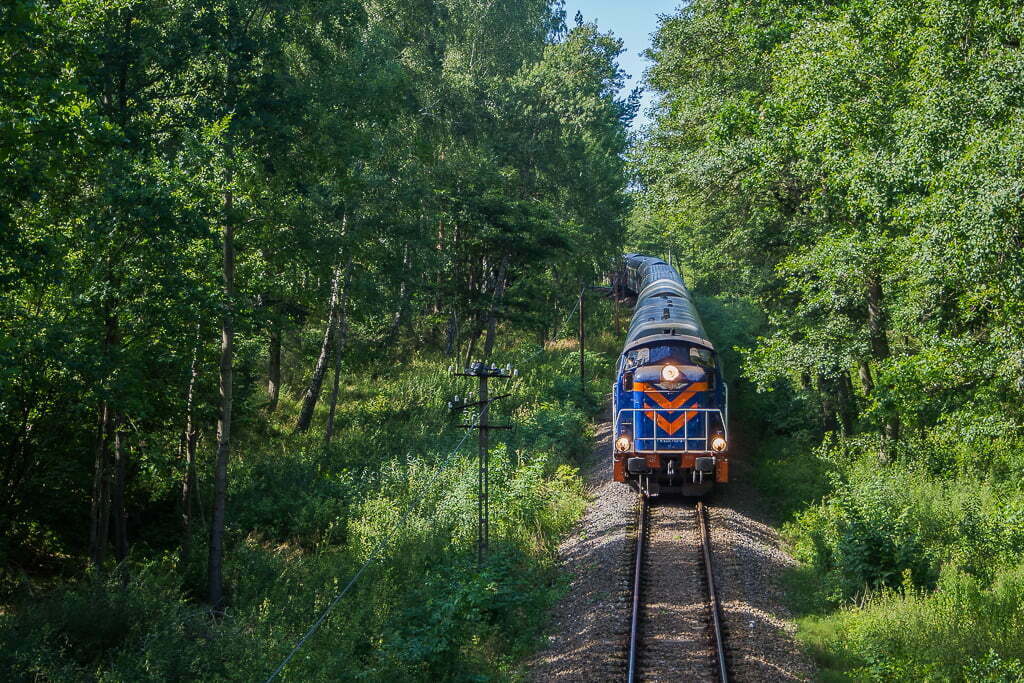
(578, 287, 585, 392)
(452, 362, 513, 565)
(477, 371, 490, 559)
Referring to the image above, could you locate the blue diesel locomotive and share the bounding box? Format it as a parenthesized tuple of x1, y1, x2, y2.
(612, 254, 728, 496)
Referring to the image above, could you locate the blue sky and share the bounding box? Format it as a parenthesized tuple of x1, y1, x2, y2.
(560, 0, 682, 130)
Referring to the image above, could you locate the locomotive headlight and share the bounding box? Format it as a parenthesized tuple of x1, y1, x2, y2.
(711, 435, 727, 452)
(661, 364, 681, 382)
(615, 435, 632, 452)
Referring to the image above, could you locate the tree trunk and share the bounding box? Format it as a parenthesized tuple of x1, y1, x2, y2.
(836, 371, 857, 435)
(383, 244, 410, 347)
(89, 297, 120, 568)
(578, 286, 586, 390)
(884, 412, 901, 443)
(482, 256, 509, 359)
(817, 374, 838, 433)
(98, 438, 113, 565)
(613, 286, 622, 336)
(444, 311, 459, 357)
(180, 335, 200, 564)
(111, 418, 128, 563)
(208, 184, 235, 610)
(325, 359, 342, 446)
(0, 401, 38, 538)
(858, 361, 874, 395)
(866, 276, 900, 442)
(296, 263, 343, 433)
(866, 277, 890, 361)
(433, 219, 445, 315)
(267, 323, 281, 411)
(89, 401, 112, 567)
(464, 316, 483, 368)
(325, 259, 353, 445)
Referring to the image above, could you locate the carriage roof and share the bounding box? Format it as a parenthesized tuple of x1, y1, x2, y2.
(621, 254, 713, 353)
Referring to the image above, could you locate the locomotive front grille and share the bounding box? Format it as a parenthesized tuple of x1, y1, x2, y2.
(615, 407, 727, 453)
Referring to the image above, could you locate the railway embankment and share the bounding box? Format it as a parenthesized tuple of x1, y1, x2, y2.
(527, 410, 813, 681)
(526, 411, 634, 680)
(709, 457, 814, 681)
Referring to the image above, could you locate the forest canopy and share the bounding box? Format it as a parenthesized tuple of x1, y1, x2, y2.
(634, 0, 1024, 677)
(1, 2, 633, 678)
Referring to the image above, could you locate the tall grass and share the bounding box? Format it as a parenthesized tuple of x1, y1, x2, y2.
(757, 428, 1024, 681)
(0, 316, 619, 681)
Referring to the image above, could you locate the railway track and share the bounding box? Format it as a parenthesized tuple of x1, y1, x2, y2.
(627, 497, 729, 682)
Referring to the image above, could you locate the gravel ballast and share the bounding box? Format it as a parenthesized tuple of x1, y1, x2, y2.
(526, 407, 814, 681)
(640, 501, 715, 681)
(709, 459, 815, 681)
(526, 412, 634, 680)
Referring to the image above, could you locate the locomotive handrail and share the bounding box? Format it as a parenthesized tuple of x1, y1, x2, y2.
(615, 407, 728, 453)
(723, 381, 728, 427)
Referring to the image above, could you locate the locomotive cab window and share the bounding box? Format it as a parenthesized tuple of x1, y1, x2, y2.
(624, 348, 650, 370)
(689, 346, 715, 368)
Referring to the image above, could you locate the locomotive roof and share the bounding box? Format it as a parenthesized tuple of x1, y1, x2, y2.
(621, 254, 713, 352)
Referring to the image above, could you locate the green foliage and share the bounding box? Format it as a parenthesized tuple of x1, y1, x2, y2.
(798, 565, 1024, 681)
(0, 333, 609, 679)
(1, 0, 632, 677)
(638, 0, 1024, 676)
(1, 0, 631, 562)
(767, 431, 1024, 676)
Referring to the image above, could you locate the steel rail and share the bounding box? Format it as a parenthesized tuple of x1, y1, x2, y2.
(697, 501, 729, 683)
(626, 495, 646, 683)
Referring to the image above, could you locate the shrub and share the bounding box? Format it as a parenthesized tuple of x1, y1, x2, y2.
(1, 336, 606, 681)
(801, 564, 1024, 680)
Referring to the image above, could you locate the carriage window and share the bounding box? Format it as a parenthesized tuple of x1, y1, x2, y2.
(689, 347, 715, 368)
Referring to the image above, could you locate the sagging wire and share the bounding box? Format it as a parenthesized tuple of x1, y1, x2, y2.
(522, 286, 583, 364)
(508, 287, 584, 396)
(264, 424, 477, 683)
(266, 288, 583, 681)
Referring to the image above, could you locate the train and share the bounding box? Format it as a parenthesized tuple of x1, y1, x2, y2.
(611, 254, 728, 496)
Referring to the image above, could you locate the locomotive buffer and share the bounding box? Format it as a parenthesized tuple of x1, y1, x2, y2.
(451, 361, 514, 564)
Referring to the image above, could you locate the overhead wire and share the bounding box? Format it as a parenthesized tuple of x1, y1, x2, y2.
(265, 287, 586, 681)
(519, 287, 584, 366)
(264, 424, 477, 683)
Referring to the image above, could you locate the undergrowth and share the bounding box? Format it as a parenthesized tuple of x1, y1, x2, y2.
(696, 290, 1024, 681)
(750, 412, 1024, 681)
(0, 322, 617, 681)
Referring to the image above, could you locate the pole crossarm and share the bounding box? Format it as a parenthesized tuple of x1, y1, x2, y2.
(449, 394, 512, 411)
(452, 359, 516, 566)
